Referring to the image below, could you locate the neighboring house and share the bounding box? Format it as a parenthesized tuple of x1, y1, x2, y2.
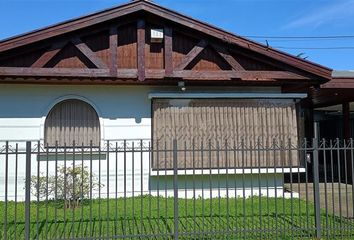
(309, 71, 354, 182)
(0, 0, 336, 200)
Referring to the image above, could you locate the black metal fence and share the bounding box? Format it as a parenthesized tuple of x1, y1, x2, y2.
(0, 139, 354, 239)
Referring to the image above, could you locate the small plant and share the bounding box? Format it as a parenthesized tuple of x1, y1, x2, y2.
(30, 164, 102, 208)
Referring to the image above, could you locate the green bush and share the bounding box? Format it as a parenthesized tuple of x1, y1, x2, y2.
(30, 165, 102, 208)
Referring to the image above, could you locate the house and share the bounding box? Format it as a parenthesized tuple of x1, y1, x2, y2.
(0, 0, 335, 200)
(307, 71, 354, 182)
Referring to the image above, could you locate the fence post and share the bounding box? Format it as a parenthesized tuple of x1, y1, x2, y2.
(4, 141, 8, 240)
(312, 138, 321, 239)
(24, 141, 31, 240)
(173, 139, 179, 240)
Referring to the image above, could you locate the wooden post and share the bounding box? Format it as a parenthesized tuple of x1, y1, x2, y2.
(305, 107, 315, 139)
(109, 27, 118, 77)
(343, 102, 352, 181)
(164, 26, 173, 76)
(137, 19, 145, 81)
(343, 102, 350, 140)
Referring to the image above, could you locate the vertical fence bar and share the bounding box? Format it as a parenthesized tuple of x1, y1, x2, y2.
(123, 140, 127, 237)
(72, 141, 76, 239)
(173, 139, 179, 240)
(140, 140, 143, 237)
(336, 139, 343, 236)
(201, 141, 205, 236)
(163, 141, 167, 237)
(302, 139, 310, 238)
(225, 140, 230, 237)
(132, 141, 135, 236)
(351, 139, 354, 229)
(98, 143, 102, 237)
(106, 140, 110, 238)
(25, 141, 31, 240)
(312, 138, 322, 239)
(4, 141, 8, 240)
(45, 144, 49, 240)
(89, 141, 93, 238)
(63, 143, 67, 239)
(35, 141, 40, 240)
(14, 143, 18, 240)
(323, 139, 329, 237)
(80, 142, 84, 238)
(192, 139, 196, 236)
(54, 142, 58, 239)
(330, 140, 335, 237)
(115, 142, 118, 237)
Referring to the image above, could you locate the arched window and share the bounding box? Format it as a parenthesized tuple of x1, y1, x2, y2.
(44, 99, 100, 147)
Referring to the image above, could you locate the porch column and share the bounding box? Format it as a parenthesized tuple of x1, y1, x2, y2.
(342, 102, 352, 182)
(343, 102, 350, 140)
(305, 107, 314, 140)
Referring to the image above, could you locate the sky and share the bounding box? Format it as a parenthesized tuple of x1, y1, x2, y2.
(0, 0, 353, 70)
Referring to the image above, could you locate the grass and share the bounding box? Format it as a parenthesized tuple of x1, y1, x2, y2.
(1, 196, 354, 239)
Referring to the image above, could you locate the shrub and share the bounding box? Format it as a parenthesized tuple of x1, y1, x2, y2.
(30, 164, 102, 208)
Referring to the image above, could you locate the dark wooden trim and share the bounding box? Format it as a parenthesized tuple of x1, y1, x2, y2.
(321, 78, 354, 88)
(31, 41, 67, 68)
(343, 102, 351, 140)
(137, 19, 146, 81)
(0, 67, 111, 77)
(176, 40, 208, 70)
(71, 37, 108, 69)
(0, 2, 143, 52)
(164, 26, 173, 76)
(109, 27, 118, 76)
(170, 70, 308, 81)
(211, 44, 244, 71)
(0, 67, 310, 81)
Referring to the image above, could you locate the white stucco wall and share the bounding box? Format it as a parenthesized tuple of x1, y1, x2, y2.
(0, 84, 156, 141)
(0, 84, 282, 141)
(0, 84, 299, 201)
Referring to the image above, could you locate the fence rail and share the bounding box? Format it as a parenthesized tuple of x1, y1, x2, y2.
(0, 139, 354, 239)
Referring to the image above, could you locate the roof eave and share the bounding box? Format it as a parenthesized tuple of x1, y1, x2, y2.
(0, 0, 332, 80)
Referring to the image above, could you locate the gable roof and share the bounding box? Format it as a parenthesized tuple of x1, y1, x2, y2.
(0, 0, 332, 80)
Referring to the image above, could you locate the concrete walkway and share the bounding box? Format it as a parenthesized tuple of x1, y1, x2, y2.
(285, 183, 354, 218)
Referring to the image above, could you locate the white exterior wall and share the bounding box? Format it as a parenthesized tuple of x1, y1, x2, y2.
(0, 84, 298, 200)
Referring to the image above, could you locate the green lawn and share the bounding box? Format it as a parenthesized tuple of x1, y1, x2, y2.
(1, 196, 354, 239)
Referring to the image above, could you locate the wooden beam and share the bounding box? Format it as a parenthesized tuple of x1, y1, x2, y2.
(0, 3, 143, 53)
(137, 19, 146, 81)
(321, 78, 354, 88)
(175, 39, 208, 70)
(211, 44, 244, 71)
(0, 67, 111, 77)
(169, 70, 308, 81)
(0, 67, 309, 81)
(71, 37, 108, 69)
(164, 26, 173, 76)
(31, 41, 67, 68)
(109, 27, 118, 77)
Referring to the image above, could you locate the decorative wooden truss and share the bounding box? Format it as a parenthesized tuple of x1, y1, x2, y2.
(0, 0, 331, 85)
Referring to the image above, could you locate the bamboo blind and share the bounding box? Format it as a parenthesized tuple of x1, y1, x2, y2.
(152, 99, 299, 169)
(44, 99, 100, 147)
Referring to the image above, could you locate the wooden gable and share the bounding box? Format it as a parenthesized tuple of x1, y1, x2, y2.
(0, 0, 332, 86)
